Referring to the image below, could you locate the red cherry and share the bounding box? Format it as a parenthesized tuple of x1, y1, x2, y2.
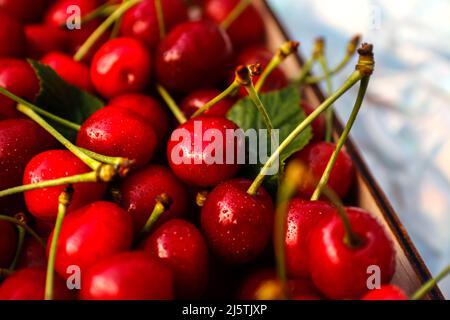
(41, 52, 93, 92)
(308, 207, 396, 299)
(201, 179, 273, 263)
(35, 218, 56, 238)
(204, 0, 266, 50)
(76, 106, 158, 167)
(180, 88, 235, 118)
(0, 119, 57, 214)
(17, 237, 47, 269)
(0, 220, 17, 268)
(0, 11, 26, 58)
(301, 101, 325, 142)
(143, 219, 209, 298)
(90, 37, 152, 99)
(109, 94, 170, 140)
(361, 285, 408, 300)
(167, 117, 242, 187)
(23, 150, 107, 221)
(80, 251, 174, 300)
(292, 141, 355, 199)
(285, 199, 334, 278)
(48, 201, 134, 278)
(120, 0, 188, 50)
(0, 0, 50, 23)
(0, 59, 40, 119)
(0, 267, 74, 300)
(25, 25, 67, 60)
(120, 165, 188, 232)
(155, 20, 233, 93)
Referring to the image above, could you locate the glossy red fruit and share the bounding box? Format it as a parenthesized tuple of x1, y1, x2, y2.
(120, 0, 188, 50)
(109, 94, 170, 140)
(0, 59, 40, 119)
(143, 219, 209, 298)
(308, 207, 396, 299)
(48, 201, 134, 278)
(0, 119, 57, 214)
(80, 251, 174, 300)
(180, 88, 235, 118)
(0, 221, 16, 268)
(0, 11, 26, 58)
(204, 0, 266, 50)
(201, 179, 273, 263)
(25, 25, 67, 60)
(285, 199, 335, 278)
(90, 37, 152, 99)
(293, 141, 355, 199)
(0, 267, 74, 300)
(301, 101, 325, 142)
(76, 106, 158, 167)
(23, 150, 106, 221)
(120, 165, 188, 232)
(0, 0, 50, 23)
(361, 285, 408, 300)
(167, 117, 242, 187)
(17, 237, 47, 269)
(156, 20, 233, 93)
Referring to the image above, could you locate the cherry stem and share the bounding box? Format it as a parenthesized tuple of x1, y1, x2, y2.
(140, 193, 172, 236)
(0, 87, 81, 131)
(311, 76, 370, 200)
(220, 0, 251, 30)
(156, 84, 187, 124)
(45, 186, 73, 300)
(77, 147, 132, 174)
(80, 2, 119, 26)
(317, 54, 334, 142)
(155, 0, 166, 39)
(196, 191, 208, 207)
(191, 81, 240, 118)
(8, 225, 25, 271)
(0, 215, 45, 248)
(411, 265, 450, 300)
(73, 0, 142, 62)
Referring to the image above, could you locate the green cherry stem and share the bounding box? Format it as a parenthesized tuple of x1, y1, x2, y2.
(8, 224, 26, 271)
(156, 84, 187, 124)
(411, 265, 450, 300)
(139, 193, 172, 236)
(45, 187, 73, 300)
(155, 0, 166, 39)
(293, 38, 323, 86)
(220, 0, 251, 30)
(317, 53, 334, 142)
(191, 81, 240, 118)
(77, 147, 133, 175)
(80, 2, 119, 26)
(0, 215, 45, 248)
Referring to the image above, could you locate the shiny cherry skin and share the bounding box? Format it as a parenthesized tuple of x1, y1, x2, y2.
(80, 251, 174, 300)
(120, 0, 188, 50)
(0, 267, 74, 300)
(120, 165, 188, 232)
(76, 106, 158, 167)
(48, 201, 134, 278)
(293, 141, 355, 199)
(0, 0, 50, 23)
(0, 59, 40, 119)
(180, 88, 235, 118)
(308, 207, 396, 300)
(0, 11, 26, 58)
(0, 119, 57, 214)
(201, 179, 273, 264)
(0, 221, 16, 268)
(90, 37, 152, 99)
(109, 94, 170, 140)
(301, 101, 325, 142)
(361, 285, 408, 300)
(156, 20, 233, 93)
(285, 199, 335, 278)
(41, 52, 93, 92)
(167, 117, 242, 187)
(143, 219, 209, 298)
(23, 150, 107, 221)
(25, 25, 67, 60)
(204, 0, 266, 50)
(17, 237, 47, 269)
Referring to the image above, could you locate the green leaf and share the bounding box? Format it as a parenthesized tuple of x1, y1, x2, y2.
(29, 60, 104, 140)
(227, 86, 312, 190)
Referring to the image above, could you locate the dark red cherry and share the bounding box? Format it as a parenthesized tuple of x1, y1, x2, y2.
(0, 11, 26, 58)
(155, 20, 233, 93)
(48, 201, 134, 278)
(285, 199, 335, 278)
(180, 88, 235, 118)
(301, 101, 325, 142)
(80, 251, 174, 300)
(0, 0, 50, 23)
(120, 0, 188, 50)
(201, 179, 273, 264)
(90, 37, 152, 99)
(0, 267, 74, 300)
(292, 141, 355, 199)
(17, 237, 47, 269)
(0, 119, 57, 214)
(109, 94, 170, 140)
(25, 25, 67, 60)
(0, 59, 40, 119)
(35, 218, 56, 238)
(361, 285, 408, 300)
(167, 117, 242, 187)
(308, 207, 396, 299)
(0, 220, 17, 268)
(23, 150, 107, 221)
(204, 0, 266, 50)
(143, 219, 209, 298)
(76, 106, 158, 167)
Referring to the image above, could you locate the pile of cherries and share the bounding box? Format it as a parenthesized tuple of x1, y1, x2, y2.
(0, 0, 432, 301)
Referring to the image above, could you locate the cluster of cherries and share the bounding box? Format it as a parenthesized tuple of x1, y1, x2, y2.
(0, 0, 437, 301)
